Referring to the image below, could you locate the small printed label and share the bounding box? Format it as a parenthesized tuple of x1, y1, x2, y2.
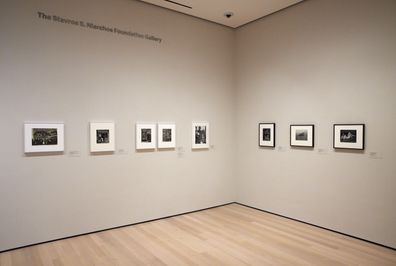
(369, 152, 382, 159)
(177, 146, 185, 158)
(317, 148, 328, 155)
(69, 150, 81, 157)
(117, 148, 128, 155)
(277, 146, 287, 152)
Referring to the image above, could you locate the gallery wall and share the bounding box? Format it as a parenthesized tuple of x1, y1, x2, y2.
(0, 0, 236, 251)
(235, 0, 396, 248)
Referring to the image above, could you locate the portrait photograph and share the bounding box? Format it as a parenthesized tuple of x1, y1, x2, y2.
(90, 122, 115, 153)
(136, 123, 156, 150)
(192, 122, 210, 149)
(259, 123, 275, 147)
(158, 123, 176, 149)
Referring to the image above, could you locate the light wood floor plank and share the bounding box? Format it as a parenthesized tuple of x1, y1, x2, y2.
(1, 203, 395, 266)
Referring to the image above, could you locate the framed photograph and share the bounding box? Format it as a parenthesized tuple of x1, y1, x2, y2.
(259, 123, 275, 147)
(157, 123, 176, 149)
(136, 123, 156, 150)
(90, 122, 115, 152)
(333, 124, 365, 150)
(24, 123, 65, 153)
(192, 122, 209, 149)
(290, 124, 314, 147)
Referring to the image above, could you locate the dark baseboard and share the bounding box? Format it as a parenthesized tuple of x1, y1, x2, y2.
(1, 201, 395, 253)
(235, 202, 396, 252)
(0, 202, 236, 253)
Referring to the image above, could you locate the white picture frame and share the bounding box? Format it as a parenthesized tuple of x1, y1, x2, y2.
(90, 122, 115, 152)
(24, 123, 64, 153)
(192, 122, 209, 149)
(259, 123, 275, 147)
(157, 123, 176, 149)
(290, 124, 314, 147)
(136, 123, 156, 150)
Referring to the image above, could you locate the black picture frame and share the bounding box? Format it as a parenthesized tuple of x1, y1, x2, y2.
(258, 123, 275, 147)
(333, 124, 365, 150)
(290, 124, 314, 147)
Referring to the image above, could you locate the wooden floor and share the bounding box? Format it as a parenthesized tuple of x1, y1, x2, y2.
(1, 204, 395, 266)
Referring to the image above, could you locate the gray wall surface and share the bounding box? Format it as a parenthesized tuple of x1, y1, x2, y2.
(0, 0, 236, 251)
(235, 0, 396, 248)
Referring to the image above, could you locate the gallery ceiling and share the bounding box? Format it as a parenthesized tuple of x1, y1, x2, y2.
(138, 0, 304, 28)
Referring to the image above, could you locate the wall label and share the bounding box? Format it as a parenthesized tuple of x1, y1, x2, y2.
(37, 11, 163, 44)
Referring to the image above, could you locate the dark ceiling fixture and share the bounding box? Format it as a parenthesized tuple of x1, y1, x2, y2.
(224, 11, 234, 18)
(164, 0, 192, 9)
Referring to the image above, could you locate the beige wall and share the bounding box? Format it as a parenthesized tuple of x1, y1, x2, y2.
(0, 0, 236, 251)
(235, 0, 396, 248)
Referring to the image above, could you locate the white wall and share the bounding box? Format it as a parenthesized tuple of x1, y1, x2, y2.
(0, 0, 236, 251)
(235, 0, 396, 248)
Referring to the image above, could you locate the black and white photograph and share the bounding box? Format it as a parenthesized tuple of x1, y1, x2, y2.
(334, 124, 365, 150)
(195, 126, 207, 144)
(32, 128, 58, 146)
(162, 129, 172, 142)
(90, 122, 115, 153)
(263, 128, 271, 141)
(136, 123, 156, 150)
(259, 123, 275, 147)
(290, 124, 314, 147)
(340, 130, 356, 143)
(24, 123, 64, 153)
(141, 128, 152, 143)
(96, 129, 110, 144)
(157, 123, 176, 149)
(192, 122, 210, 149)
(295, 130, 308, 141)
